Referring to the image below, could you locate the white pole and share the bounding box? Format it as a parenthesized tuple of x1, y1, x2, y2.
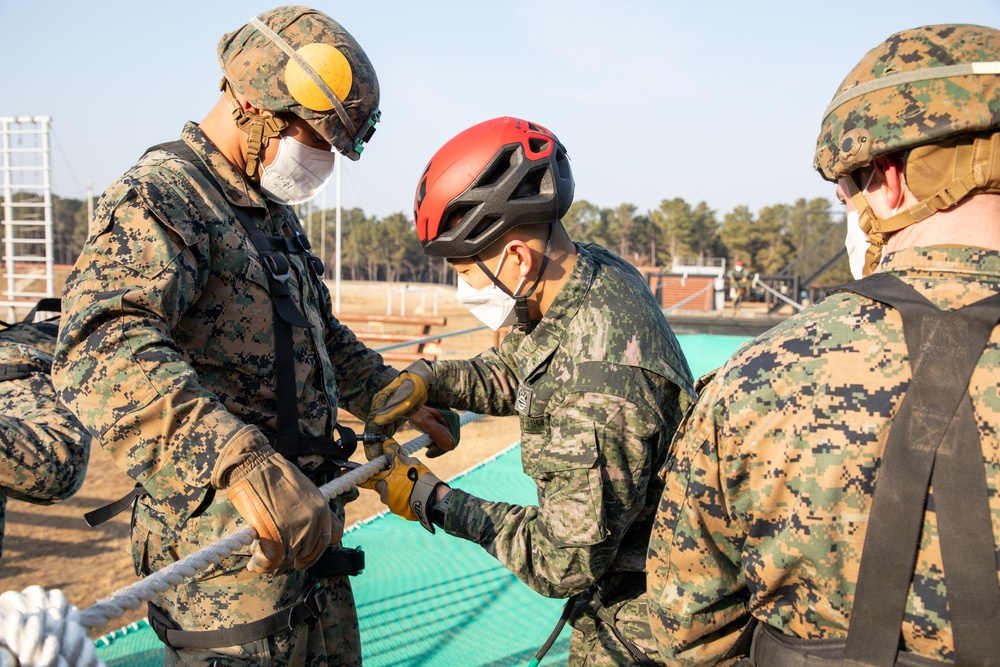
(334, 156, 342, 313)
(320, 190, 326, 283)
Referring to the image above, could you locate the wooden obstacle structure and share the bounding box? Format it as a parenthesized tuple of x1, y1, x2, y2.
(336, 313, 447, 362)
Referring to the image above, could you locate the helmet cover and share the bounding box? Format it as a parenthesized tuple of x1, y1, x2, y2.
(218, 5, 380, 160)
(815, 24, 1000, 182)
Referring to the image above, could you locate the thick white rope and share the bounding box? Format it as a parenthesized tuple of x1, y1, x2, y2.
(0, 587, 104, 667)
(0, 412, 483, 665)
(77, 411, 481, 630)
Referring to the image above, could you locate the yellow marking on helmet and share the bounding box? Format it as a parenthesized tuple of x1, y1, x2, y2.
(285, 43, 353, 112)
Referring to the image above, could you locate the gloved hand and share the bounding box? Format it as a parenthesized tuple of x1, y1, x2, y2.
(360, 440, 447, 533)
(408, 407, 462, 458)
(214, 428, 340, 573)
(364, 359, 435, 458)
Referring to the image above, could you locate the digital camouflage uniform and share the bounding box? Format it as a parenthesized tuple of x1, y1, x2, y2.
(646, 245, 1000, 665)
(53, 123, 397, 666)
(428, 243, 694, 666)
(0, 316, 89, 560)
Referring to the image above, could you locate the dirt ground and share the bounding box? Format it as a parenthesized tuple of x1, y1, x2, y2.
(0, 279, 523, 636)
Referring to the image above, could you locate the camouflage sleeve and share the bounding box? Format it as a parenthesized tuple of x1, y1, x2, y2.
(442, 390, 662, 598)
(426, 346, 521, 416)
(0, 374, 89, 505)
(646, 373, 749, 666)
(52, 186, 257, 522)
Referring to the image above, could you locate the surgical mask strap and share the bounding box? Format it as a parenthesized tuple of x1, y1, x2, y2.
(473, 227, 554, 333)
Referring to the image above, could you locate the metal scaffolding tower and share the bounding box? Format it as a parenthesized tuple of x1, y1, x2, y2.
(0, 116, 55, 320)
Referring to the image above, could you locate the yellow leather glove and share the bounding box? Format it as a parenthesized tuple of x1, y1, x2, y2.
(216, 428, 340, 573)
(364, 360, 434, 459)
(360, 440, 446, 533)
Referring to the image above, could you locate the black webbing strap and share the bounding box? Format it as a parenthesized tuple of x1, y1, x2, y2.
(224, 201, 314, 457)
(833, 273, 1000, 667)
(23, 298, 60, 323)
(721, 616, 758, 662)
(146, 545, 365, 650)
(309, 545, 365, 578)
(585, 579, 661, 667)
(145, 141, 339, 465)
(0, 363, 42, 381)
(148, 577, 327, 650)
(84, 482, 148, 527)
(532, 593, 578, 665)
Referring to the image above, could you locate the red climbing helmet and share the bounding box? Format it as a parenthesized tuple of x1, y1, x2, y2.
(414, 116, 574, 258)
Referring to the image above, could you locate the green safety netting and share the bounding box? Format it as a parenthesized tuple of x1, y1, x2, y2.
(93, 333, 751, 666)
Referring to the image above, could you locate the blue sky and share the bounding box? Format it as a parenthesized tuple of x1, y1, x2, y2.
(4, 1, 999, 220)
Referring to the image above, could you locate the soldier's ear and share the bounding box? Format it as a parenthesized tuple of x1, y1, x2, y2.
(507, 240, 534, 278)
(871, 156, 909, 214)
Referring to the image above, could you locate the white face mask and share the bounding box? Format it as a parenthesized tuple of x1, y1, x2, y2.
(845, 210, 870, 280)
(260, 135, 336, 205)
(454, 252, 526, 331)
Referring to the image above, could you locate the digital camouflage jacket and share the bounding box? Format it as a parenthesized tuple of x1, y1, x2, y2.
(53, 123, 395, 533)
(51, 124, 395, 665)
(429, 243, 694, 600)
(647, 245, 1000, 665)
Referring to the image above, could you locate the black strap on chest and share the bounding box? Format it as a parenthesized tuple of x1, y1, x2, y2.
(832, 273, 1000, 666)
(84, 143, 358, 528)
(144, 141, 352, 466)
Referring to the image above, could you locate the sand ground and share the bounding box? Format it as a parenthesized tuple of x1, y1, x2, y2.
(0, 279, 523, 635)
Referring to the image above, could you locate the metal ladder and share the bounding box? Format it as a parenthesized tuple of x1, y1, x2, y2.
(0, 116, 55, 321)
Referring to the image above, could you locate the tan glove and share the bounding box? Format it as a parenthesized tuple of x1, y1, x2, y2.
(364, 359, 435, 459)
(215, 427, 340, 573)
(360, 440, 447, 533)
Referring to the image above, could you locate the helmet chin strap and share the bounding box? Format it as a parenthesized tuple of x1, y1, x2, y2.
(474, 225, 554, 334)
(222, 79, 288, 179)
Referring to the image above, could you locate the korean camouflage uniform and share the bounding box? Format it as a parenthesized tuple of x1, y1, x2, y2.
(646, 245, 1000, 665)
(0, 318, 89, 560)
(428, 243, 694, 666)
(53, 123, 397, 666)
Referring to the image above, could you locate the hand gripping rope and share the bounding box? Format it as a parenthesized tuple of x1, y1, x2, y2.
(0, 412, 481, 667)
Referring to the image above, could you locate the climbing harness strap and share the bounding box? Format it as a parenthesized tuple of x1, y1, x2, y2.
(145, 141, 352, 468)
(838, 274, 1000, 667)
(736, 273, 1000, 666)
(587, 581, 660, 667)
(148, 576, 327, 650)
(146, 543, 364, 651)
(530, 593, 577, 666)
(532, 575, 658, 666)
(745, 622, 947, 667)
(83, 483, 148, 528)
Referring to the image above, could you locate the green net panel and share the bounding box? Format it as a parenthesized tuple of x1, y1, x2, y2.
(94, 333, 750, 666)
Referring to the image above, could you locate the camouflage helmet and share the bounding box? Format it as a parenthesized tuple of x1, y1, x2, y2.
(414, 116, 574, 259)
(815, 24, 1000, 181)
(218, 6, 380, 163)
(815, 25, 1000, 276)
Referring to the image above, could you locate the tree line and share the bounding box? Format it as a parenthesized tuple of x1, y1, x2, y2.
(10, 192, 852, 287)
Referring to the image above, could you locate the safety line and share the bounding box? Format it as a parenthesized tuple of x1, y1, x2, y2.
(76, 411, 482, 630)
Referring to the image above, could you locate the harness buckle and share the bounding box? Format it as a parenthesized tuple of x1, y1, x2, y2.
(294, 230, 312, 251)
(263, 254, 290, 283)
